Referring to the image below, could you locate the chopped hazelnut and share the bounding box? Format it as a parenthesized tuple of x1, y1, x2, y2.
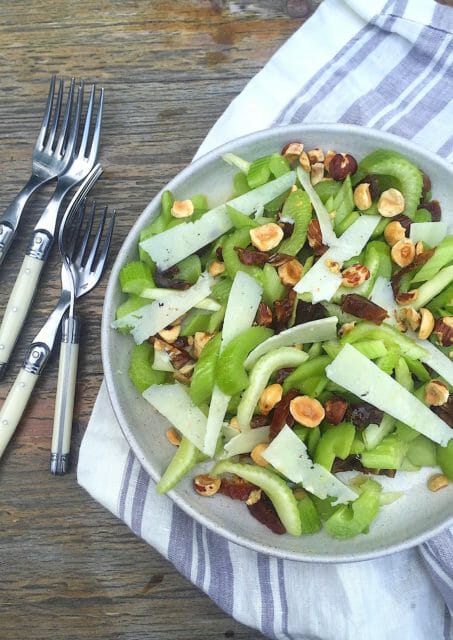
(324, 150, 336, 172)
(353, 183, 372, 211)
(415, 241, 424, 255)
(208, 260, 225, 277)
(250, 223, 284, 252)
(281, 142, 304, 162)
(425, 380, 449, 406)
(278, 258, 303, 286)
(310, 162, 325, 186)
(166, 427, 181, 447)
(250, 443, 270, 468)
(258, 384, 283, 415)
(193, 332, 213, 358)
(341, 321, 356, 336)
(384, 220, 406, 247)
(325, 258, 340, 274)
(399, 307, 421, 331)
(341, 264, 370, 288)
(290, 396, 325, 428)
(428, 474, 449, 492)
(328, 153, 358, 181)
(391, 238, 415, 267)
(298, 151, 311, 172)
(158, 325, 181, 343)
(378, 188, 405, 217)
(396, 290, 418, 306)
(246, 489, 262, 505)
(418, 308, 435, 340)
(193, 474, 221, 497)
(307, 148, 325, 164)
(171, 199, 194, 218)
(434, 317, 453, 346)
(230, 416, 241, 432)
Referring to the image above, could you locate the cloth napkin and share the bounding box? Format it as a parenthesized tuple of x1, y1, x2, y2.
(78, 1, 453, 638)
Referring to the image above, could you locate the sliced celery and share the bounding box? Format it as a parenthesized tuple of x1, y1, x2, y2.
(395, 357, 414, 392)
(226, 204, 259, 229)
(262, 263, 287, 306)
(157, 436, 200, 494)
(412, 265, 453, 309)
(119, 261, 155, 294)
(412, 236, 453, 283)
(313, 180, 342, 204)
(353, 339, 388, 360)
(360, 435, 407, 469)
(247, 156, 272, 189)
(129, 342, 166, 392)
(176, 254, 202, 285)
(406, 435, 437, 467)
(269, 153, 291, 178)
(278, 190, 312, 256)
(296, 493, 322, 534)
(314, 422, 355, 471)
(222, 152, 251, 174)
(363, 414, 395, 450)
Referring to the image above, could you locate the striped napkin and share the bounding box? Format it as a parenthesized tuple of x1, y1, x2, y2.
(78, 1, 453, 638)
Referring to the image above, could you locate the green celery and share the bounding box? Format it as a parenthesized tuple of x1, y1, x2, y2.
(157, 436, 200, 494)
(343, 250, 365, 269)
(322, 340, 342, 360)
(395, 357, 414, 392)
(414, 208, 432, 223)
(314, 422, 355, 471)
(333, 175, 354, 229)
(278, 190, 312, 256)
(307, 342, 322, 359)
(407, 435, 437, 467)
(313, 180, 342, 204)
(412, 265, 453, 309)
(367, 240, 392, 280)
(404, 356, 430, 382)
(307, 427, 321, 458)
(222, 227, 264, 284)
(341, 321, 427, 360)
(322, 302, 358, 324)
(180, 312, 211, 337)
(395, 421, 420, 443)
(189, 333, 222, 406)
(312, 496, 337, 521)
(437, 440, 453, 479)
(350, 434, 365, 455)
(426, 282, 453, 316)
(299, 374, 328, 398)
(282, 355, 331, 393)
(262, 263, 287, 306)
(370, 216, 390, 240)
(353, 339, 388, 360)
(226, 204, 259, 229)
(234, 171, 250, 196)
(211, 278, 233, 305)
(115, 295, 150, 334)
(294, 426, 309, 443)
(247, 156, 272, 189)
(363, 414, 395, 450)
(269, 153, 291, 178)
(208, 304, 226, 333)
(129, 342, 166, 392)
(412, 236, 453, 283)
(146, 190, 174, 235)
(376, 344, 400, 375)
(264, 191, 290, 213)
(223, 152, 251, 174)
(176, 254, 201, 285)
(336, 211, 360, 236)
(360, 434, 407, 469)
(296, 492, 322, 534)
(119, 261, 155, 295)
(325, 487, 381, 539)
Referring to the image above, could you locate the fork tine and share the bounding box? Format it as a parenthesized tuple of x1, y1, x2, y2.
(92, 208, 116, 280)
(66, 199, 87, 259)
(55, 77, 75, 158)
(35, 75, 56, 150)
(64, 81, 84, 159)
(83, 204, 107, 272)
(74, 200, 96, 267)
(45, 78, 64, 151)
(78, 84, 95, 158)
(87, 87, 104, 164)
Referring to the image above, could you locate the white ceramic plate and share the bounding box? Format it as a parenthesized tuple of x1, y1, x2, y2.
(102, 124, 453, 562)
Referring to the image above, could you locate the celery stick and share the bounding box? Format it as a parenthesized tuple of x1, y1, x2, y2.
(412, 265, 453, 310)
(363, 414, 395, 450)
(157, 436, 200, 494)
(361, 435, 407, 469)
(412, 236, 453, 283)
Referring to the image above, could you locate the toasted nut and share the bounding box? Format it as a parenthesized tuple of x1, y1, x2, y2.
(307, 218, 323, 251)
(173, 370, 192, 385)
(298, 151, 311, 172)
(208, 260, 225, 277)
(415, 241, 424, 255)
(378, 188, 405, 217)
(171, 199, 194, 218)
(290, 396, 325, 428)
(418, 308, 435, 340)
(308, 148, 325, 164)
(278, 258, 303, 286)
(341, 321, 355, 336)
(250, 223, 284, 251)
(290, 184, 298, 193)
(341, 264, 370, 288)
(434, 317, 453, 346)
(310, 162, 325, 186)
(258, 383, 283, 415)
(391, 238, 415, 267)
(230, 416, 241, 432)
(384, 220, 406, 247)
(325, 258, 341, 274)
(281, 142, 304, 162)
(353, 183, 372, 211)
(193, 332, 212, 358)
(425, 380, 449, 406)
(324, 150, 336, 172)
(394, 311, 408, 333)
(396, 290, 418, 305)
(399, 307, 421, 331)
(250, 443, 269, 467)
(193, 474, 221, 497)
(153, 338, 165, 351)
(328, 153, 358, 181)
(246, 489, 262, 505)
(428, 474, 449, 492)
(159, 325, 181, 343)
(166, 427, 181, 447)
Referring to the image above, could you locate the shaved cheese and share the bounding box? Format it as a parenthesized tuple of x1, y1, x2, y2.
(369, 276, 398, 327)
(294, 215, 380, 303)
(141, 287, 220, 311)
(326, 344, 453, 446)
(143, 383, 206, 450)
(112, 275, 213, 344)
(244, 317, 338, 369)
(410, 222, 447, 247)
(203, 272, 263, 456)
(296, 166, 337, 246)
(223, 426, 270, 457)
(263, 425, 358, 505)
(141, 172, 296, 270)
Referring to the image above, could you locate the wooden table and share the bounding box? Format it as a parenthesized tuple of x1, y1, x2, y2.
(0, 2, 319, 638)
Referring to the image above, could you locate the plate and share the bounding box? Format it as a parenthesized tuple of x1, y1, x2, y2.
(102, 123, 453, 562)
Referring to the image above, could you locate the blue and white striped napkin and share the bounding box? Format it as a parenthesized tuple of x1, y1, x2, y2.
(78, 1, 453, 637)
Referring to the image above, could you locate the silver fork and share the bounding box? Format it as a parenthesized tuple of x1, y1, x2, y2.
(0, 165, 115, 461)
(0, 76, 78, 265)
(51, 199, 116, 474)
(0, 81, 104, 379)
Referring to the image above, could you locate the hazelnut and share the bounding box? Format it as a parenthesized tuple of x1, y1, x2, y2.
(394, 311, 408, 333)
(250, 223, 284, 251)
(391, 238, 415, 267)
(341, 321, 355, 336)
(278, 258, 303, 286)
(353, 183, 372, 211)
(173, 370, 192, 385)
(396, 290, 418, 306)
(153, 338, 165, 351)
(399, 307, 421, 331)
(230, 416, 241, 432)
(251, 443, 270, 467)
(428, 474, 449, 492)
(384, 220, 406, 247)
(245, 489, 262, 505)
(193, 332, 213, 358)
(281, 142, 304, 162)
(166, 427, 181, 447)
(310, 162, 325, 186)
(418, 308, 435, 340)
(208, 260, 225, 277)
(298, 151, 311, 172)
(193, 474, 221, 497)
(171, 199, 194, 218)
(258, 383, 283, 415)
(158, 325, 181, 343)
(328, 153, 358, 181)
(434, 317, 453, 346)
(378, 188, 405, 217)
(415, 241, 424, 255)
(307, 148, 325, 164)
(425, 380, 449, 406)
(325, 258, 340, 274)
(324, 150, 336, 172)
(290, 396, 325, 428)
(307, 219, 323, 251)
(341, 264, 370, 288)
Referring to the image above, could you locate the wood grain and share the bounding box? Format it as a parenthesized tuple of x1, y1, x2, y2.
(0, 1, 319, 638)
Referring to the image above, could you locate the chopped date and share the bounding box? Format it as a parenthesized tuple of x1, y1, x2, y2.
(250, 414, 269, 429)
(220, 476, 258, 501)
(235, 246, 269, 266)
(295, 299, 326, 325)
(247, 492, 286, 535)
(431, 395, 453, 428)
(391, 248, 435, 295)
(270, 388, 299, 440)
(421, 171, 432, 199)
(169, 347, 195, 370)
(332, 456, 396, 477)
(274, 367, 296, 385)
(325, 396, 348, 425)
(255, 302, 273, 327)
(154, 268, 190, 290)
(267, 252, 295, 267)
(215, 246, 224, 261)
(391, 213, 412, 231)
(172, 336, 189, 349)
(346, 402, 384, 430)
(273, 290, 296, 332)
(341, 294, 388, 325)
(419, 199, 441, 222)
(278, 221, 295, 239)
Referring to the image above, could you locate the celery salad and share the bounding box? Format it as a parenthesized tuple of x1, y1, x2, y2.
(112, 143, 453, 539)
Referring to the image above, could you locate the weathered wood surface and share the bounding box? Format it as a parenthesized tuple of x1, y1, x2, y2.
(0, 1, 319, 638)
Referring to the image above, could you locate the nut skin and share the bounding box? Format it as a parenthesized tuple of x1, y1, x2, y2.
(208, 260, 225, 277)
(324, 150, 336, 172)
(166, 427, 181, 447)
(391, 238, 416, 267)
(434, 317, 453, 347)
(425, 380, 449, 406)
(250, 443, 270, 468)
(341, 264, 370, 288)
(328, 153, 358, 181)
(298, 151, 311, 172)
(324, 396, 348, 425)
(171, 199, 194, 218)
(310, 162, 325, 186)
(278, 258, 303, 286)
(289, 395, 325, 428)
(378, 188, 405, 217)
(193, 474, 221, 497)
(307, 148, 325, 164)
(353, 183, 372, 211)
(281, 142, 304, 162)
(158, 325, 181, 343)
(384, 221, 406, 247)
(258, 384, 283, 415)
(396, 290, 418, 305)
(399, 307, 421, 331)
(250, 223, 284, 252)
(307, 219, 324, 252)
(418, 308, 435, 340)
(193, 332, 213, 358)
(428, 474, 449, 492)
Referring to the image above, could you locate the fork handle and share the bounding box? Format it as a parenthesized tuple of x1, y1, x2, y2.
(50, 315, 80, 475)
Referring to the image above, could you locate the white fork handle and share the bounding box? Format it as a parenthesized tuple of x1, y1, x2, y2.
(0, 367, 39, 458)
(0, 255, 44, 376)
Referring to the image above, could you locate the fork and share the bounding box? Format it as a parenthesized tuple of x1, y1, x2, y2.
(0, 81, 104, 379)
(0, 165, 115, 461)
(0, 76, 78, 266)
(50, 199, 116, 474)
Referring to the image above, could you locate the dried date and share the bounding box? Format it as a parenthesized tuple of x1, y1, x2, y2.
(295, 300, 327, 325)
(325, 397, 348, 425)
(346, 402, 384, 430)
(220, 476, 258, 501)
(390, 248, 435, 295)
(247, 492, 286, 535)
(341, 294, 388, 325)
(255, 302, 273, 327)
(273, 290, 296, 332)
(235, 246, 270, 266)
(270, 388, 299, 440)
